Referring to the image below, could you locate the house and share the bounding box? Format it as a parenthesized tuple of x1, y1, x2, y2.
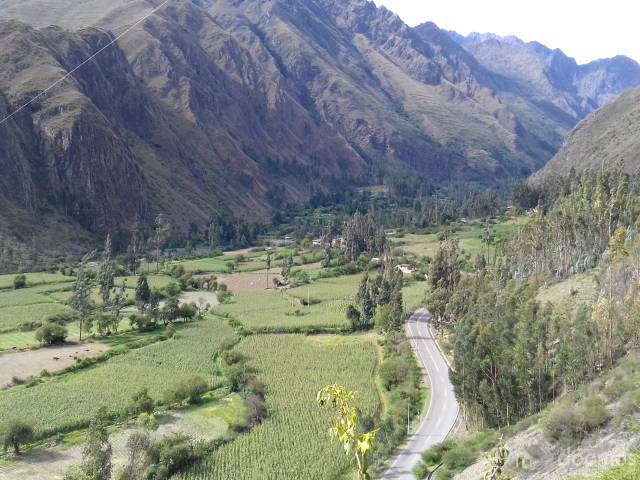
(332, 237, 345, 248)
(312, 238, 324, 248)
(396, 264, 416, 275)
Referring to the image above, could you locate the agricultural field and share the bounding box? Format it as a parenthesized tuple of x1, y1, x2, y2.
(0, 318, 234, 438)
(0, 273, 74, 290)
(178, 334, 381, 480)
(393, 217, 524, 259)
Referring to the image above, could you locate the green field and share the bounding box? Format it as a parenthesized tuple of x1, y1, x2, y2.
(179, 334, 381, 480)
(394, 218, 523, 259)
(0, 273, 74, 290)
(215, 274, 363, 331)
(0, 303, 71, 332)
(0, 318, 234, 438)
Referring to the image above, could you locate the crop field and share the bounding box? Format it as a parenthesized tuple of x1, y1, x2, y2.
(114, 274, 175, 290)
(0, 318, 235, 438)
(0, 303, 71, 332)
(394, 218, 524, 259)
(215, 274, 363, 331)
(0, 273, 74, 290)
(217, 271, 427, 331)
(178, 333, 381, 480)
(176, 247, 324, 275)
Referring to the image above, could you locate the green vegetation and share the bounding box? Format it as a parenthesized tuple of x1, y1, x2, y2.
(414, 430, 501, 479)
(0, 318, 234, 438)
(178, 334, 380, 480)
(573, 451, 640, 479)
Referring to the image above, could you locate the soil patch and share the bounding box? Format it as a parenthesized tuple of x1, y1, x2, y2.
(0, 343, 107, 389)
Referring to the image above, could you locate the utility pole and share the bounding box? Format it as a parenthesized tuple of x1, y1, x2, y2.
(407, 401, 410, 433)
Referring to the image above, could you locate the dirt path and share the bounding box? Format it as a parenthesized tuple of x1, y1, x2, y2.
(0, 343, 107, 389)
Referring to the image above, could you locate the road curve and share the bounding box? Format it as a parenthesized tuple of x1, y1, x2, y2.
(383, 308, 460, 479)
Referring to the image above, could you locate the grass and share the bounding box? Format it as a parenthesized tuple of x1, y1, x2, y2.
(0, 303, 71, 332)
(0, 317, 235, 438)
(394, 218, 523, 259)
(178, 333, 381, 480)
(114, 274, 175, 289)
(572, 451, 640, 479)
(536, 271, 597, 306)
(0, 273, 73, 290)
(214, 274, 363, 331)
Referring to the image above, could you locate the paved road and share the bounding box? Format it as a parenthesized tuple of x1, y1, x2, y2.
(383, 309, 460, 479)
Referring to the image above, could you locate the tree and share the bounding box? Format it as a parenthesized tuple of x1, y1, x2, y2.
(1, 420, 33, 454)
(110, 280, 127, 333)
(35, 323, 68, 345)
(135, 275, 150, 313)
(80, 407, 112, 480)
(356, 273, 375, 324)
(153, 214, 171, 273)
(117, 431, 151, 480)
(265, 250, 272, 289)
(97, 234, 115, 309)
(346, 305, 362, 331)
(13, 274, 26, 289)
(130, 389, 154, 415)
(317, 385, 378, 480)
(71, 256, 94, 342)
(281, 255, 293, 285)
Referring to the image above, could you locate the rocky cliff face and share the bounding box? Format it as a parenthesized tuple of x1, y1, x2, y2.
(532, 86, 640, 181)
(0, 0, 638, 244)
(448, 30, 640, 126)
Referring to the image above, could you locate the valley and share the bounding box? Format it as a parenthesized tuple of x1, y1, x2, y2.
(0, 0, 639, 479)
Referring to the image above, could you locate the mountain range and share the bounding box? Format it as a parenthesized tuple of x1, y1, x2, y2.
(0, 0, 638, 244)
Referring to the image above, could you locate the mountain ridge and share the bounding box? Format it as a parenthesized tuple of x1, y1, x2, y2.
(0, 0, 638, 246)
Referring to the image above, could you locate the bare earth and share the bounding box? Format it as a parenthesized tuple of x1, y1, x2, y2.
(178, 291, 219, 308)
(217, 273, 276, 293)
(0, 407, 227, 480)
(0, 343, 107, 389)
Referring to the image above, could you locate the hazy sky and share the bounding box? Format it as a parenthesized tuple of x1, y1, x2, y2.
(374, 1, 639, 64)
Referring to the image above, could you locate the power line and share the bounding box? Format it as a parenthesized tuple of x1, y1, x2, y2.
(0, 0, 173, 127)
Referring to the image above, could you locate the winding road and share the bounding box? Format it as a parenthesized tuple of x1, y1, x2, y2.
(383, 309, 460, 479)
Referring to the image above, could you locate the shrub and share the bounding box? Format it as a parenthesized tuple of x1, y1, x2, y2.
(543, 396, 610, 442)
(163, 376, 208, 405)
(0, 420, 33, 454)
(35, 323, 68, 345)
(442, 445, 476, 470)
(13, 274, 26, 289)
(379, 358, 408, 390)
(130, 388, 155, 415)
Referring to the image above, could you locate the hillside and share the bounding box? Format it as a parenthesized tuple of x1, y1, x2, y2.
(0, 0, 638, 247)
(446, 29, 640, 126)
(533, 86, 640, 179)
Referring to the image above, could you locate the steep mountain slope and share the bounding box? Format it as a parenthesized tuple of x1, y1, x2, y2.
(446, 30, 640, 127)
(0, 0, 637, 245)
(533, 86, 640, 179)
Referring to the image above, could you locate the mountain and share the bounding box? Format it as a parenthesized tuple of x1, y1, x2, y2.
(0, 0, 637, 245)
(532, 86, 640, 180)
(446, 29, 640, 127)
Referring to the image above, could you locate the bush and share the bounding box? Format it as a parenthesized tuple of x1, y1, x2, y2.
(146, 433, 197, 478)
(0, 420, 33, 454)
(379, 358, 408, 390)
(13, 274, 26, 289)
(130, 388, 155, 415)
(35, 323, 68, 345)
(163, 376, 208, 405)
(543, 396, 610, 442)
(442, 445, 476, 470)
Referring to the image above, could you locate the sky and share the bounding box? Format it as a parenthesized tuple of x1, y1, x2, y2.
(373, 1, 639, 64)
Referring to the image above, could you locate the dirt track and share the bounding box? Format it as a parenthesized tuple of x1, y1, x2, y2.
(0, 343, 107, 389)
